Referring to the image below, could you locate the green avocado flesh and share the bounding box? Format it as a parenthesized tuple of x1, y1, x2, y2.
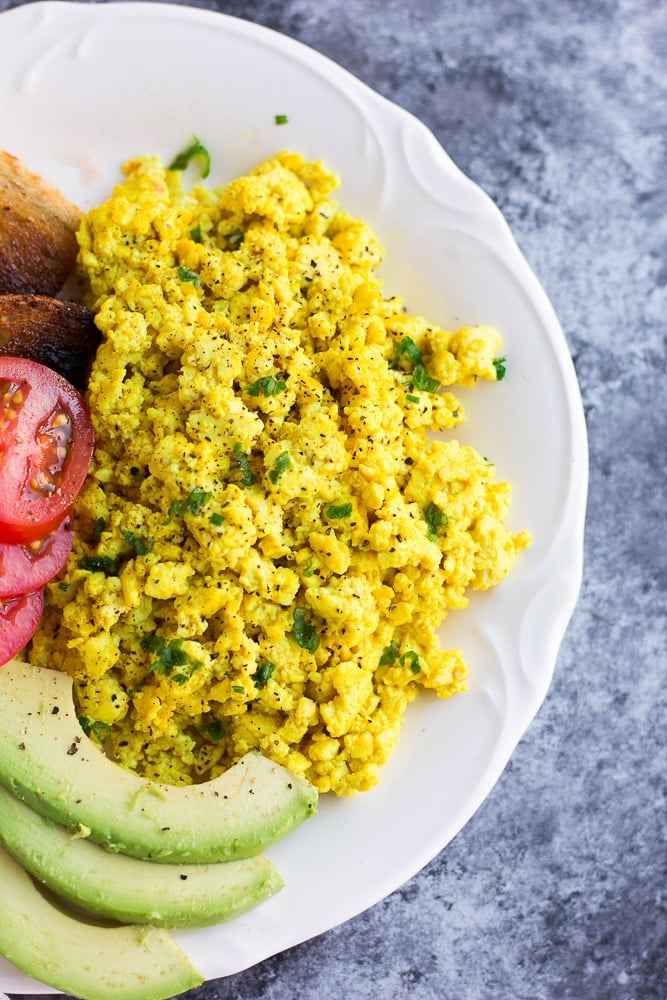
(0, 783, 284, 927)
(0, 843, 202, 1000)
(0, 660, 317, 863)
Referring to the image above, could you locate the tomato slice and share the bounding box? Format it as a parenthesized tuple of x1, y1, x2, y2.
(0, 516, 74, 600)
(0, 357, 94, 543)
(0, 588, 44, 666)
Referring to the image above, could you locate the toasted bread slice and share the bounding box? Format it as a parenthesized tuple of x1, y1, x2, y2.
(0, 294, 100, 390)
(0, 151, 82, 296)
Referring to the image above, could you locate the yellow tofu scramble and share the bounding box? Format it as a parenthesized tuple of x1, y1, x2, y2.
(28, 149, 530, 795)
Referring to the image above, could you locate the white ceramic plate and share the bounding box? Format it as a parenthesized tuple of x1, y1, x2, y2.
(0, 2, 588, 993)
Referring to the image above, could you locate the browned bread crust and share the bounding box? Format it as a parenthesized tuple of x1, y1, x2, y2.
(0, 293, 100, 390)
(0, 151, 82, 296)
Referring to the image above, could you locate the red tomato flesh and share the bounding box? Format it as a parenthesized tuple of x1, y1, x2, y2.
(0, 357, 94, 543)
(0, 588, 44, 666)
(0, 516, 74, 600)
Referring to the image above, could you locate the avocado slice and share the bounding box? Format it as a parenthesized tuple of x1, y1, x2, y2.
(0, 843, 202, 1000)
(0, 660, 317, 863)
(0, 783, 284, 927)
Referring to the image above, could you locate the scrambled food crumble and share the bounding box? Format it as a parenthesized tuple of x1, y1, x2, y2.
(28, 150, 530, 795)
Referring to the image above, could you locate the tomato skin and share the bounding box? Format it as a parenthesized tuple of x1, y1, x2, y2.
(0, 588, 44, 666)
(0, 356, 94, 543)
(0, 517, 73, 600)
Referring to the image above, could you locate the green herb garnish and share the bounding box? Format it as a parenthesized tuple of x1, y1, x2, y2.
(169, 136, 211, 178)
(141, 635, 202, 685)
(121, 529, 154, 556)
(177, 265, 201, 288)
(209, 512, 225, 527)
(424, 501, 449, 541)
(379, 641, 400, 666)
(200, 720, 225, 740)
(245, 375, 287, 397)
(165, 487, 212, 523)
(302, 557, 316, 578)
(392, 335, 440, 393)
(393, 336, 423, 368)
(269, 451, 291, 484)
(400, 650, 421, 674)
(78, 555, 119, 576)
(493, 356, 507, 381)
(292, 607, 320, 653)
(325, 502, 353, 520)
(411, 363, 441, 394)
(275, 114, 289, 125)
(78, 717, 112, 743)
(253, 661, 275, 688)
(93, 516, 107, 543)
(232, 443, 257, 486)
(190, 223, 203, 243)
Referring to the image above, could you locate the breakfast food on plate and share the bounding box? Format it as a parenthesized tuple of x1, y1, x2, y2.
(0, 149, 82, 296)
(27, 146, 530, 799)
(0, 293, 101, 390)
(0, 660, 317, 864)
(0, 140, 530, 999)
(0, 658, 315, 996)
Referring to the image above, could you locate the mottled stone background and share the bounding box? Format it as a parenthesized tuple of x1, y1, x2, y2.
(2, 0, 665, 998)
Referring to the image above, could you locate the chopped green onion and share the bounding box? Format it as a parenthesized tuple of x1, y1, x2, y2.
(93, 516, 107, 543)
(232, 443, 257, 486)
(190, 223, 203, 243)
(177, 265, 201, 288)
(78, 555, 119, 576)
(400, 650, 421, 674)
(393, 336, 439, 393)
(406, 393, 421, 404)
(165, 487, 212, 523)
(274, 114, 289, 125)
(393, 336, 423, 367)
(411, 363, 440, 394)
(302, 557, 316, 578)
(78, 717, 111, 743)
(292, 607, 320, 653)
(253, 661, 275, 688)
(121, 529, 154, 556)
(209, 512, 225, 527)
(232, 685, 246, 694)
(269, 451, 291, 484)
(325, 502, 353, 520)
(379, 641, 399, 666)
(424, 501, 448, 541)
(141, 635, 202, 685)
(493, 356, 507, 381)
(200, 720, 225, 740)
(169, 136, 211, 178)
